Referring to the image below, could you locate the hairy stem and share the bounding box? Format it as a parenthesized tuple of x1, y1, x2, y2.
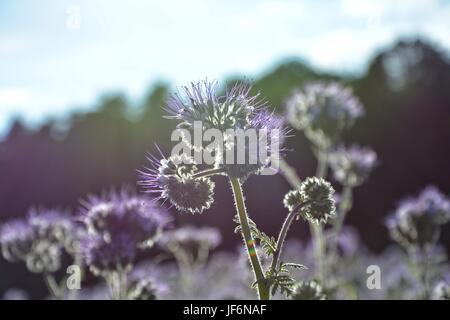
(229, 176, 269, 300)
(44, 273, 63, 300)
(118, 268, 128, 300)
(271, 206, 300, 271)
(311, 223, 325, 283)
(415, 248, 430, 299)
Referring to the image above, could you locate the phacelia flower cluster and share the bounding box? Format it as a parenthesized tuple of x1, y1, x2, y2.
(166, 80, 288, 178)
(140, 80, 289, 213)
(386, 186, 450, 250)
(220, 110, 288, 180)
(286, 82, 364, 148)
(166, 80, 264, 132)
(0, 208, 76, 273)
(79, 190, 169, 274)
(329, 144, 378, 187)
(284, 177, 336, 225)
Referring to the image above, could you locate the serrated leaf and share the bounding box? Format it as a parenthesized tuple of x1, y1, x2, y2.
(281, 262, 308, 270)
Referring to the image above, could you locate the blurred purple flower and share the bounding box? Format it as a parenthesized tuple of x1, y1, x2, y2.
(80, 189, 170, 247)
(286, 81, 364, 148)
(80, 233, 136, 275)
(0, 219, 34, 262)
(386, 186, 450, 250)
(329, 144, 378, 187)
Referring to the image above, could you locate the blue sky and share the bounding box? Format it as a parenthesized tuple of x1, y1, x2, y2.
(1, 0, 450, 135)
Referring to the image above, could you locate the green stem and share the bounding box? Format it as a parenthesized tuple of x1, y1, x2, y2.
(44, 273, 63, 300)
(170, 244, 195, 293)
(229, 177, 269, 300)
(311, 148, 328, 283)
(416, 248, 430, 299)
(279, 159, 302, 187)
(107, 268, 128, 300)
(118, 268, 128, 300)
(271, 206, 299, 271)
(311, 223, 325, 283)
(330, 186, 353, 260)
(315, 149, 328, 179)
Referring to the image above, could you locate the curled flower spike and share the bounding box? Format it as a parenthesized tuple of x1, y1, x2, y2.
(329, 144, 377, 187)
(166, 80, 264, 132)
(290, 281, 326, 300)
(164, 176, 215, 214)
(284, 177, 336, 225)
(386, 186, 450, 250)
(139, 153, 215, 214)
(286, 82, 364, 148)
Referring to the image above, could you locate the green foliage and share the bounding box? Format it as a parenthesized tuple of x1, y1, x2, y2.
(233, 215, 276, 256)
(264, 262, 307, 297)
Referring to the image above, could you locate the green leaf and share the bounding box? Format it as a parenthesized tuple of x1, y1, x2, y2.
(233, 215, 277, 256)
(281, 262, 308, 270)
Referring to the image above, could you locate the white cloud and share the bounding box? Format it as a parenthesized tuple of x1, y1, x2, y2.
(0, 0, 449, 135)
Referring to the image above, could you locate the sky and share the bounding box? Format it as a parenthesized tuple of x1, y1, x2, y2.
(1, 0, 450, 135)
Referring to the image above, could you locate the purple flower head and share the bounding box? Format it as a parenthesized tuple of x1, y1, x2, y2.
(166, 80, 265, 132)
(219, 110, 289, 179)
(1, 208, 77, 273)
(0, 219, 34, 262)
(329, 144, 378, 187)
(286, 82, 364, 148)
(139, 153, 215, 214)
(80, 233, 136, 275)
(81, 188, 170, 248)
(386, 186, 450, 250)
(159, 225, 222, 253)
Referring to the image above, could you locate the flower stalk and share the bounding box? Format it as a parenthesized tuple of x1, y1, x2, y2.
(229, 177, 270, 300)
(271, 205, 300, 271)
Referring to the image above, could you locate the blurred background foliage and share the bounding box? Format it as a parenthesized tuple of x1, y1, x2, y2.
(1, 38, 450, 296)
